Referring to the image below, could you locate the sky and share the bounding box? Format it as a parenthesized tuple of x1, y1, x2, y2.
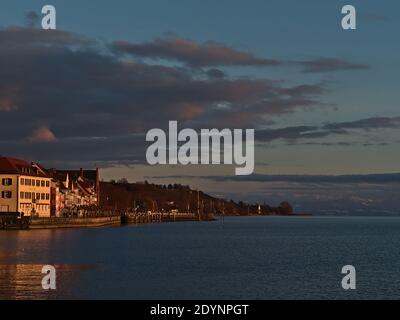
(0, 1, 399, 212)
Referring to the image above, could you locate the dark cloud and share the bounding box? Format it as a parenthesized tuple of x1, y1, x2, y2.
(0, 26, 93, 47)
(256, 126, 322, 142)
(0, 134, 147, 169)
(112, 37, 280, 67)
(0, 27, 386, 169)
(154, 173, 400, 184)
(223, 173, 400, 184)
(206, 68, 226, 79)
(300, 58, 370, 73)
(289, 141, 387, 147)
(0, 27, 326, 139)
(256, 116, 400, 143)
(112, 37, 371, 75)
(324, 116, 400, 130)
(0, 27, 330, 167)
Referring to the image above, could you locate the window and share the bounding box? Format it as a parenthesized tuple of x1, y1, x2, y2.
(46, 181, 50, 187)
(26, 179, 31, 186)
(46, 193, 50, 200)
(36, 193, 40, 200)
(20, 192, 24, 199)
(21, 178, 25, 185)
(2, 178, 12, 186)
(36, 180, 40, 187)
(1, 191, 12, 198)
(41, 193, 45, 200)
(41, 180, 45, 187)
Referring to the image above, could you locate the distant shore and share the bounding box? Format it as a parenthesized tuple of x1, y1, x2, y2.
(218, 213, 312, 217)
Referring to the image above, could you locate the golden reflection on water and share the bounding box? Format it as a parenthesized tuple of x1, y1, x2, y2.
(0, 263, 95, 300)
(0, 230, 96, 300)
(0, 264, 50, 300)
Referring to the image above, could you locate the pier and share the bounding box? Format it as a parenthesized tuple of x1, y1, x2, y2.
(121, 211, 215, 225)
(0, 209, 215, 230)
(0, 212, 30, 230)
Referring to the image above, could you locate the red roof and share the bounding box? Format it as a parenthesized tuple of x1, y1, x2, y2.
(0, 157, 49, 177)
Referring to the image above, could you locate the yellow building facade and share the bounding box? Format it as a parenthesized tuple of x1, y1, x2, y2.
(0, 158, 52, 217)
(0, 174, 52, 217)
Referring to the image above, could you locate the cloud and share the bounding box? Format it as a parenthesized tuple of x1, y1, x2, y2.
(256, 125, 322, 142)
(255, 116, 400, 143)
(153, 173, 400, 184)
(0, 27, 327, 143)
(300, 58, 369, 73)
(112, 37, 280, 67)
(0, 26, 92, 47)
(324, 116, 400, 130)
(111, 37, 371, 75)
(29, 126, 57, 142)
(0, 85, 19, 112)
(0, 26, 384, 169)
(0, 134, 147, 168)
(206, 68, 226, 79)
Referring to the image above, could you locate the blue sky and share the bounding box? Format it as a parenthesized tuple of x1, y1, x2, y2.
(1, 1, 399, 209)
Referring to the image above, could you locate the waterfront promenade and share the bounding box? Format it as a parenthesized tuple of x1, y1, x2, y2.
(1, 211, 215, 230)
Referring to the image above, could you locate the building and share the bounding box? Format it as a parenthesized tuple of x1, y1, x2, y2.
(54, 169, 100, 206)
(0, 157, 52, 217)
(0, 157, 101, 217)
(48, 168, 100, 212)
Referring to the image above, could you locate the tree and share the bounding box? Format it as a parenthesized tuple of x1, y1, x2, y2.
(117, 178, 129, 184)
(279, 201, 293, 215)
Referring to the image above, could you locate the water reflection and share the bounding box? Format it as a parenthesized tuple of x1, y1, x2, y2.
(0, 264, 51, 300)
(2, 217, 400, 299)
(0, 263, 95, 300)
(0, 229, 96, 300)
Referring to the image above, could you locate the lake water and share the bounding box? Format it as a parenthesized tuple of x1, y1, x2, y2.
(1, 216, 400, 300)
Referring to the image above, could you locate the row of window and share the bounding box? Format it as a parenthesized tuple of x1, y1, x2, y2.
(20, 203, 50, 211)
(1, 191, 51, 200)
(20, 192, 50, 200)
(21, 178, 50, 187)
(1, 178, 50, 187)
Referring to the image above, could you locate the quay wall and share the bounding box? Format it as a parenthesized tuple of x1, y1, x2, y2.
(30, 216, 121, 229)
(22, 212, 215, 230)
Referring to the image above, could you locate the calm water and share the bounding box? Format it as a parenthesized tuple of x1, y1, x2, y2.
(1, 216, 400, 300)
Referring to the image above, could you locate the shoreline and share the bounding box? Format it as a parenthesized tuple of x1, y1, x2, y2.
(2, 213, 310, 230)
(29, 216, 121, 229)
(2, 213, 215, 230)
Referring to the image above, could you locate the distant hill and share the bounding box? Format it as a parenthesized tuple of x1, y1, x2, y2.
(100, 181, 293, 215)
